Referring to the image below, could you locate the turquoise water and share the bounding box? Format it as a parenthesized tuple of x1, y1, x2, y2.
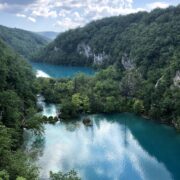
(30, 62, 95, 78)
(24, 97, 180, 180)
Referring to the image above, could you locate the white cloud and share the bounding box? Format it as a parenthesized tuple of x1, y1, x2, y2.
(3, 0, 173, 31)
(28, 16, 36, 23)
(0, 3, 8, 10)
(16, 13, 26, 18)
(54, 18, 82, 31)
(147, 2, 170, 10)
(52, 0, 146, 30)
(31, 8, 57, 18)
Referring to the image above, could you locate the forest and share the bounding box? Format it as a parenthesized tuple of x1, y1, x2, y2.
(0, 38, 44, 179)
(38, 51, 180, 129)
(0, 37, 79, 179)
(0, 4, 180, 180)
(35, 5, 180, 129)
(0, 25, 48, 59)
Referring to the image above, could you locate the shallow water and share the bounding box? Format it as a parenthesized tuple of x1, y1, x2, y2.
(24, 98, 180, 180)
(30, 62, 95, 78)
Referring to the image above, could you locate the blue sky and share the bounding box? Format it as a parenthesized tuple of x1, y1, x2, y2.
(0, 0, 179, 32)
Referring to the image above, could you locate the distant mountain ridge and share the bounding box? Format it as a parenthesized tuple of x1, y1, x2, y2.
(37, 31, 59, 40)
(0, 25, 48, 59)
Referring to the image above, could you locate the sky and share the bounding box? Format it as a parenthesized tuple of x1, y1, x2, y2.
(0, 0, 179, 32)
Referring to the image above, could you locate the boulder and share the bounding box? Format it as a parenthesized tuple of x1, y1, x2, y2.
(83, 117, 93, 126)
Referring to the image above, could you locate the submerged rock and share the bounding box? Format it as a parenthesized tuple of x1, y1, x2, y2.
(83, 117, 93, 126)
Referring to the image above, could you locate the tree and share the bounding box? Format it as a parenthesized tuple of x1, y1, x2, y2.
(133, 99, 144, 114)
(72, 93, 90, 113)
(50, 170, 80, 180)
(0, 170, 9, 180)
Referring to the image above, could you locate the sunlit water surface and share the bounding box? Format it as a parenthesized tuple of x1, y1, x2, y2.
(24, 97, 180, 180)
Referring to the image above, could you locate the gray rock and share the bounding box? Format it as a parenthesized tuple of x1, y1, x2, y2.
(173, 71, 180, 88)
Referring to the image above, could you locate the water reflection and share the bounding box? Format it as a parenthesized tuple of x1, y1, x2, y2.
(25, 114, 179, 180)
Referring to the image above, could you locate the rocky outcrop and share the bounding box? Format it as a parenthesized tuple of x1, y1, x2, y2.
(121, 53, 135, 70)
(173, 71, 180, 88)
(93, 52, 108, 65)
(54, 46, 59, 52)
(77, 43, 92, 58)
(77, 43, 108, 65)
(83, 117, 93, 126)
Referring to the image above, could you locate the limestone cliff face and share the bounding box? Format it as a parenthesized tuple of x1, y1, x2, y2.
(77, 43, 109, 65)
(173, 71, 180, 88)
(121, 53, 135, 70)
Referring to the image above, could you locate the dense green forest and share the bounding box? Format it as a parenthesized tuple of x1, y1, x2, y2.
(0, 4, 180, 179)
(33, 5, 180, 70)
(0, 36, 74, 179)
(0, 38, 45, 179)
(34, 5, 180, 129)
(38, 47, 180, 129)
(0, 25, 48, 59)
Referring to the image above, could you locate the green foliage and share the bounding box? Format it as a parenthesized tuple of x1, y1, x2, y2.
(133, 99, 144, 114)
(34, 5, 180, 74)
(0, 39, 40, 179)
(16, 177, 26, 180)
(0, 170, 9, 180)
(7, 151, 39, 180)
(50, 170, 80, 180)
(60, 101, 78, 120)
(39, 55, 180, 129)
(34, 4, 180, 129)
(0, 25, 48, 59)
(72, 93, 90, 113)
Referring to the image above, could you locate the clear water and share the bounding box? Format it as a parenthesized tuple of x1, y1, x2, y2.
(24, 97, 180, 180)
(30, 62, 95, 78)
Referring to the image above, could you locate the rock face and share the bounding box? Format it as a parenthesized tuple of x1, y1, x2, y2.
(77, 43, 92, 58)
(173, 71, 180, 88)
(121, 53, 135, 70)
(54, 46, 59, 52)
(77, 43, 108, 65)
(83, 117, 93, 126)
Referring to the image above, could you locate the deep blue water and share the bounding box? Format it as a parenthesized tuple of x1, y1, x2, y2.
(24, 96, 180, 180)
(30, 62, 95, 78)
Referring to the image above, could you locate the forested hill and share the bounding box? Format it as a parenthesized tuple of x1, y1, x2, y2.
(33, 5, 180, 71)
(0, 38, 43, 179)
(0, 25, 49, 59)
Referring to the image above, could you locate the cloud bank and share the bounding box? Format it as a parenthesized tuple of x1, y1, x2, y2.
(0, 0, 172, 31)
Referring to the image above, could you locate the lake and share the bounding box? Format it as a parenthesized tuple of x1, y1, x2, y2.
(30, 62, 95, 78)
(24, 96, 180, 180)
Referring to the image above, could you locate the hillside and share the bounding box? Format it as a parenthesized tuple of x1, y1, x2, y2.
(37, 31, 59, 40)
(35, 5, 180, 128)
(33, 6, 180, 73)
(0, 38, 42, 179)
(0, 25, 48, 59)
